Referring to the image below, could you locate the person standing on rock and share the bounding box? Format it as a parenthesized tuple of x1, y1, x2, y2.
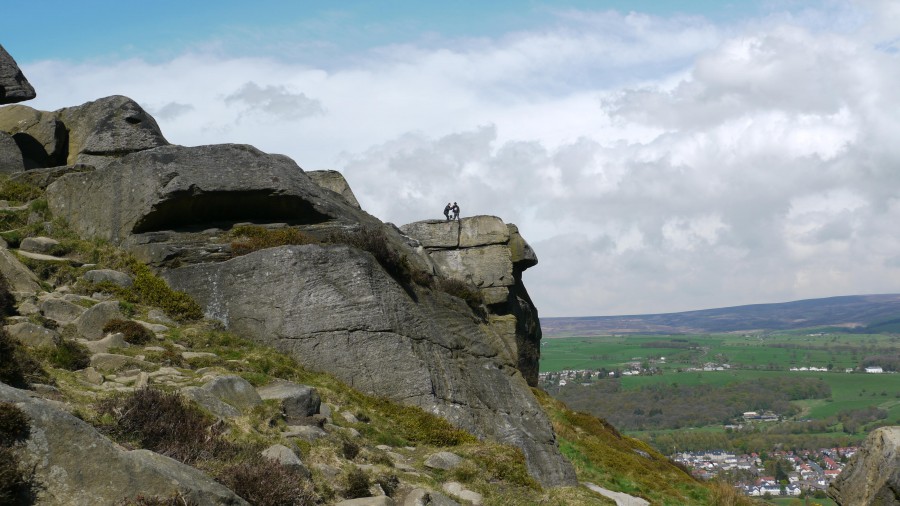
(452, 202, 460, 221)
(444, 202, 452, 221)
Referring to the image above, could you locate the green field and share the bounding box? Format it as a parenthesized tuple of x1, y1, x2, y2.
(540, 332, 900, 436)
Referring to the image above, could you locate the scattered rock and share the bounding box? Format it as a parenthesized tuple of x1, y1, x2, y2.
(81, 268, 133, 288)
(441, 482, 483, 506)
(136, 319, 169, 334)
(0, 44, 36, 104)
(257, 379, 322, 423)
(5, 321, 59, 347)
(89, 352, 150, 372)
(335, 497, 394, 506)
(20, 236, 60, 254)
(0, 105, 68, 168)
(201, 374, 262, 411)
(182, 351, 218, 360)
(81, 332, 129, 354)
(0, 247, 42, 294)
(40, 298, 86, 323)
(424, 451, 464, 471)
(147, 308, 176, 326)
(181, 386, 241, 419)
(79, 367, 104, 385)
(342, 410, 360, 424)
(402, 489, 459, 506)
(284, 424, 328, 442)
(261, 444, 311, 478)
(74, 300, 123, 340)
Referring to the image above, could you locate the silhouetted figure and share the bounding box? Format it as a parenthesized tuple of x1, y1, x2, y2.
(444, 202, 452, 221)
(451, 202, 460, 221)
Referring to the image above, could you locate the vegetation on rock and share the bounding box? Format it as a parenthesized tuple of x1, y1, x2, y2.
(103, 318, 155, 345)
(217, 456, 317, 506)
(0, 327, 48, 388)
(0, 402, 35, 504)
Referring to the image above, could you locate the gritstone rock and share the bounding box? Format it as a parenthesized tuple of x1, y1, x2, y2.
(81, 268, 133, 288)
(829, 426, 900, 505)
(201, 374, 262, 411)
(307, 169, 362, 209)
(261, 444, 311, 478)
(0, 382, 248, 505)
(0, 104, 67, 167)
(257, 379, 322, 423)
(5, 321, 59, 348)
(0, 44, 36, 104)
(74, 300, 123, 340)
(56, 95, 168, 167)
(163, 244, 576, 487)
(19, 236, 60, 254)
(0, 248, 42, 295)
(0, 131, 26, 173)
(424, 451, 464, 471)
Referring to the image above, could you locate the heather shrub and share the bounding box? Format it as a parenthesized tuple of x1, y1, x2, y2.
(98, 387, 232, 464)
(116, 494, 198, 506)
(435, 277, 484, 312)
(0, 402, 30, 446)
(342, 467, 371, 499)
(229, 225, 319, 256)
(0, 272, 16, 318)
(103, 319, 155, 345)
(130, 263, 202, 322)
(217, 456, 318, 506)
(341, 439, 360, 460)
(0, 328, 48, 387)
(34, 338, 91, 371)
(0, 446, 35, 505)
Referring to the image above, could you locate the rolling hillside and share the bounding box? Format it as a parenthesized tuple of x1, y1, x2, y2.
(542, 294, 900, 336)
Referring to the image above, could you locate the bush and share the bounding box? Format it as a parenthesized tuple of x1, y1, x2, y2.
(98, 387, 231, 464)
(216, 456, 318, 506)
(116, 493, 199, 506)
(0, 177, 42, 204)
(103, 319, 155, 345)
(342, 439, 360, 460)
(127, 262, 202, 322)
(435, 278, 484, 312)
(342, 467, 371, 499)
(0, 328, 48, 388)
(229, 225, 319, 257)
(328, 227, 412, 285)
(0, 402, 30, 446)
(0, 272, 16, 318)
(36, 338, 91, 371)
(374, 473, 399, 497)
(0, 446, 35, 505)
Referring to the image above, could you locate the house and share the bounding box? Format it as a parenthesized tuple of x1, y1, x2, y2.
(865, 366, 884, 373)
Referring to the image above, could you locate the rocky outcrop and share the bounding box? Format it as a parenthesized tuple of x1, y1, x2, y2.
(0, 96, 166, 172)
(400, 217, 543, 386)
(829, 426, 900, 505)
(0, 104, 67, 168)
(0, 44, 36, 104)
(163, 244, 576, 487)
(0, 131, 26, 172)
(0, 382, 247, 505)
(46, 143, 364, 245)
(56, 95, 168, 167)
(307, 169, 361, 209)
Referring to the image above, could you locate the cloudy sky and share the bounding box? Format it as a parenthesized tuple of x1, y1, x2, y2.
(4, 1, 900, 317)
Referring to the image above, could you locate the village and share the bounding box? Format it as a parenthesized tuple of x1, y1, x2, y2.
(672, 447, 856, 498)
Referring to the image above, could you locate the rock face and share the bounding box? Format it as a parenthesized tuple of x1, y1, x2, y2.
(0, 131, 26, 173)
(307, 169, 362, 209)
(400, 217, 543, 386)
(829, 426, 900, 505)
(0, 382, 247, 505)
(163, 244, 576, 486)
(0, 104, 68, 168)
(0, 44, 36, 104)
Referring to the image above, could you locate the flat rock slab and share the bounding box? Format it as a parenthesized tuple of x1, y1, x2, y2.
(201, 374, 262, 411)
(335, 497, 395, 506)
(82, 268, 133, 287)
(5, 321, 58, 347)
(442, 482, 483, 506)
(583, 483, 650, 506)
(20, 236, 60, 254)
(16, 249, 80, 264)
(40, 297, 86, 323)
(90, 353, 151, 372)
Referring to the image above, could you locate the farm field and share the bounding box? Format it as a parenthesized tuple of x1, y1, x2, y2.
(540, 332, 900, 439)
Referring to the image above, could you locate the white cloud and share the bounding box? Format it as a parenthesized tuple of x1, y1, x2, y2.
(15, 2, 900, 316)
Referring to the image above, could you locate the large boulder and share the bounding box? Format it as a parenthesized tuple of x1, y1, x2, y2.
(0, 382, 247, 505)
(56, 95, 168, 167)
(0, 44, 36, 104)
(0, 131, 26, 173)
(0, 248, 42, 295)
(829, 426, 900, 505)
(307, 170, 361, 209)
(0, 104, 68, 168)
(163, 244, 576, 487)
(46, 143, 367, 244)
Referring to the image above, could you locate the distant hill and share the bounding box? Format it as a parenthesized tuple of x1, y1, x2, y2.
(541, 294, 900, 337)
